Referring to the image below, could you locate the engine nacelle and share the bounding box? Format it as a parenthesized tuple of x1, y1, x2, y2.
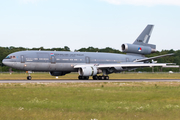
(50, 71, 70, 76)
(121, 43, 156, 55)
(78, 66, 98, 76)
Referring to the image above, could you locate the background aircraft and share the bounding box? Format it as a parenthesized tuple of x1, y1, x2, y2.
(2, 25, 176, 80)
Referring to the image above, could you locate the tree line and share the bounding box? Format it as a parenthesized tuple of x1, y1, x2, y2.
(0, 46, 179, 72)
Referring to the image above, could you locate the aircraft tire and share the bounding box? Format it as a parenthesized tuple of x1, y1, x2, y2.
(93, 76, 98, 80)
(27, 76, 32, 80)
(78, 76, 82, 80)
(105, 76, 109, 80)
(85, 76, 89, 80)
(101, 76, 105, 80)
(96, 76, 109, 80)
(98, 76, 102, 80)
(78, 76, 89, 80)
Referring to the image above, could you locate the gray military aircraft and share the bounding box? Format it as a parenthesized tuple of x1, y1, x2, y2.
(2, 25, 175, 80)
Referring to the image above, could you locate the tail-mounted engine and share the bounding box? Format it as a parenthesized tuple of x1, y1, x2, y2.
(121, 43, 156, 55)
(78, 66, 98, 76)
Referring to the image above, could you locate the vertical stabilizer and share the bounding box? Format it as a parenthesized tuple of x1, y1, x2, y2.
(133, 25, 155, 49)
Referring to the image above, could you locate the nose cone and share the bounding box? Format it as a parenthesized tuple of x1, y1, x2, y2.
(2, 59, 12, 67)
(2, 59, 5, 65)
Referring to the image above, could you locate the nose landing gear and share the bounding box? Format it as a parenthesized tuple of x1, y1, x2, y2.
(26, 71, 32, 80)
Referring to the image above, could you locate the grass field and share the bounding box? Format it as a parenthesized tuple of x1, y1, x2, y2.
(0, 72, 180, 80)
(0, 82, 180, 119)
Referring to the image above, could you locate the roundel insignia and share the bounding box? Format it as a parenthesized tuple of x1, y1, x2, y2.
(138, 47, 142, 51)
(50, 53, 54, 56)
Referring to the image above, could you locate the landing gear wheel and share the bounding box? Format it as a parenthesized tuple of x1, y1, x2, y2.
(96, 75, 109, 80)
(85, 76, 89, 80)
(27, 76, 32, 80)
(101, 76, 105, 80)
(98, 76, 102, 80)
(78, 76, 89, 80)
(93, 75, 98, 80)
(78, 76, 82, 80)
(105, 76, 109, 80)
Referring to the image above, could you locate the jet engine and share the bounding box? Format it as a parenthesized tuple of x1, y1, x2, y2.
(50, 71, 70, 76)
(121, 43, 156, 55)
(78, 66, 98, 76)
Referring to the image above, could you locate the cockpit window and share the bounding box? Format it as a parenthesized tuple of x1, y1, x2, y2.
(5, 56, 16, 59)
(5, 56, 10, 59)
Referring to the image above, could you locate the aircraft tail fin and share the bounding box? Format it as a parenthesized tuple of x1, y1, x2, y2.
(133, 25, 156, 49)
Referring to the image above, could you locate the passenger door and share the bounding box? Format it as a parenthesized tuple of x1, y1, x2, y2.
(85, 56, 90, 64)
(21, 55, 25, 63)
(51, 56, 56, 64)
(126, 58, 129, 62)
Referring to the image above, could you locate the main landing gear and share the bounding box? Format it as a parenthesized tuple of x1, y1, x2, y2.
(92, 70, 110, 80)
(92, 75, 109, 80)
(78, 75, 109, 80)
(78, 76, 89, 80)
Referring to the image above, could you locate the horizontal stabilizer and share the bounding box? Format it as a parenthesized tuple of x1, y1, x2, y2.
(133, 53, 174, 62)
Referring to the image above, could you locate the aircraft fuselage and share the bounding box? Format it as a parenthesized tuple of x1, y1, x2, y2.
(2, 51, 144, 72)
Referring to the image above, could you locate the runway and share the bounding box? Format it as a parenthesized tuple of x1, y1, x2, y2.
(1, 79, 180, 83)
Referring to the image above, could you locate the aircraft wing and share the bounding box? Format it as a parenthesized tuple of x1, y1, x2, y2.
(74, 62, 168, 69)
(74, 53, 177, 69)
(133, 53, 174, 62)
(96, 63, 167, 68)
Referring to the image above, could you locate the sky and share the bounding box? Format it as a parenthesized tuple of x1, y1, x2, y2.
(0, 0, 180, 51)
